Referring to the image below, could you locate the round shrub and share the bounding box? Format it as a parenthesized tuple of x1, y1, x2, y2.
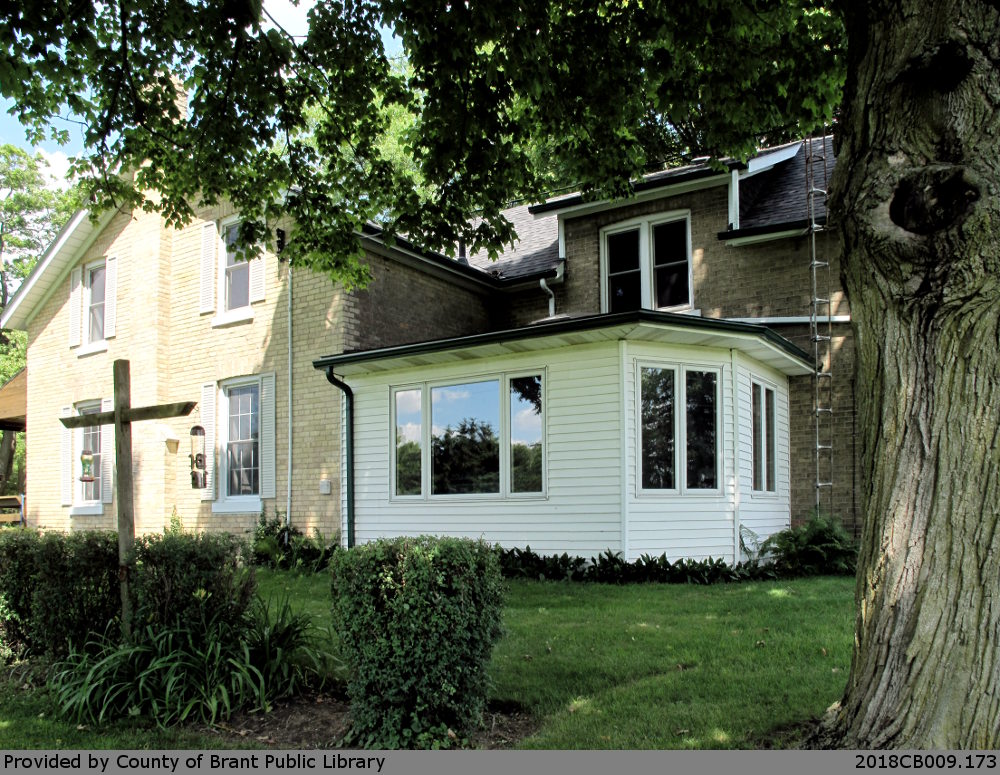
(330, 536, 506, 749)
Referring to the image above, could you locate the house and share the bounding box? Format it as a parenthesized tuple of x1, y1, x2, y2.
(0, 137, 857, 562)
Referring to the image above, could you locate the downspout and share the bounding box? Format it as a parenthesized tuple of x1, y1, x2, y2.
(286, 265, 293, 534)
(539, 260, 565, 318)
(324, 368, 355, 548)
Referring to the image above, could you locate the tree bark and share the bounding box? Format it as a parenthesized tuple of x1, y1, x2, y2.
(0, 430, 15, 492)
(813, 0, 1000, 748)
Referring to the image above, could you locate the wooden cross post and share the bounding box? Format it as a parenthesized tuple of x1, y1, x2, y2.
(60, 359, 196, 636)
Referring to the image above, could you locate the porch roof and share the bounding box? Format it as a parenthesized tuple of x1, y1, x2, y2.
(313, 310, 815, 378)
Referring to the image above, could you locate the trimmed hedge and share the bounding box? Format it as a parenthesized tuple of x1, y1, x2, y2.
(330, 536, 505, 749)
(131, 532, 255, 631)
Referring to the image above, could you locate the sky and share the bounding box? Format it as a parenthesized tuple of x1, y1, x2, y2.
(1, 0, 399, 188)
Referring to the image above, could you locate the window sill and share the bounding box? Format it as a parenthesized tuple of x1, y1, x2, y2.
(210, 308, 254, 328)
(76, 340, 108, 358)
(211, 497, 262, 514)
(70, 504, 103, 516)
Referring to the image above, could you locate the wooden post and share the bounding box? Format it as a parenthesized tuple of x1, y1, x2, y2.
(59, 359, 196, 639)
(113, 360, 136, 636)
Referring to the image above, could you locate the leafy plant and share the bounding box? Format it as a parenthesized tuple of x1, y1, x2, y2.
(330, 536, 506, 749)
(762, 513, 857, 577)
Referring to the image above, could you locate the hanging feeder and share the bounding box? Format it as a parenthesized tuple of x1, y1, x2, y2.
(79, 448, 95, 483)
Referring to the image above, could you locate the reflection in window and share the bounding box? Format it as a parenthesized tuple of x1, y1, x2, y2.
(431, 380, 500, 495)
(652, 220, 689, 308)
(87, 265, 106, 343)
(510, 375, 543, 493)
(685, 371, 717, 489)
(640, 367, 676, 489)
(395, 388, 422, 496)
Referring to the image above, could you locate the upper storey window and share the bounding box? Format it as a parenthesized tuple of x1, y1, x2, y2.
(68, 256, 117, 355)
(601, 213, 692, 313)
(200, 216, 266, 326)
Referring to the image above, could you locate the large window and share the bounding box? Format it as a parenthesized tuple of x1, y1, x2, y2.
(391, 373, 544, 499)
(205, 373, 276, 513)
(78, 402, 102, 504)
(602, 214, 692, 313)
(85, 263, 106, 344)
(69, 256, 116, 353)
(203, 217, 264, 325)
(639, 365, 718, 493)
(225, 383, 259, 497)
(752, 381, 777, 493)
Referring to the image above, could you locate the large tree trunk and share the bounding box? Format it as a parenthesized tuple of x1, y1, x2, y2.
(814, 0, 1000, 748)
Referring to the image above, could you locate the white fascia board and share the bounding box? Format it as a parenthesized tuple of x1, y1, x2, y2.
(724, 227, 810, 247)
(533, 173, 729, 222)
(742, 141, 803, 179)
(2, 209, 114, 331)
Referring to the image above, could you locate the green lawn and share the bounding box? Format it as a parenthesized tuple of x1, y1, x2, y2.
(0, 570, 853, 749)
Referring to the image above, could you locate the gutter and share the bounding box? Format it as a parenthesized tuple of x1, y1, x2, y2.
(324, 368, 355, 548)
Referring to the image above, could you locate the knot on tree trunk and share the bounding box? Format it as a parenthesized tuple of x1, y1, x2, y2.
(889, 166, 979, 236)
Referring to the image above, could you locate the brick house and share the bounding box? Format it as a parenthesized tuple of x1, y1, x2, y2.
(1, 137, 857, 560)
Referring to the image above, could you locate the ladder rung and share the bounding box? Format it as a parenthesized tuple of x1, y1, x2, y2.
(810, 260, 829, 269)
(816, 482, 834, 488)
(816, 444, 833, 451)
(812, 334, 831, 342)
(812, 297, 831, 305)
(815, 371, 833, 378)
(815, 408, 833, 415)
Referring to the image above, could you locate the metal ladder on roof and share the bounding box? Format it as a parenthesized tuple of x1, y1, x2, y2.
(806, 135, 834, 516)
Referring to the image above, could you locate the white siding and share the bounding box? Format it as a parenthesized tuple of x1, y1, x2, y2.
(734, 353, 792, 553)
(624, 342, 738, 562)
(349, 342, 624, 557)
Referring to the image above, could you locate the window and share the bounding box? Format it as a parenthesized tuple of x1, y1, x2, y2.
(225, 383, 259, 497)
(201, 218, 265, 324)
(223, 222, 250, 312)
(752, 381, 777, 493)
(61, 399, 111, 514)
(391, 372, 544, 499)
(204, 374, 276, 512)
(69, 257, 116, 351)
(85, 264, 106, 343)
(602, 213, 692, 313)
(639, 364, 719, 493)
(78, 403, 102, 503)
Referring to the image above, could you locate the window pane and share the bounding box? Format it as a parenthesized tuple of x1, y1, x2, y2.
(607, 229, 640, 274)
(226, 262, 250, 310)
(80, 405, 101, 502)
(686, 371, 717, 489)
(640, 367, 675, 489)
(88, 265, 106, 342)
(609, 272, 642, 313)
(752, 383, 763, 491)
(227, 384, 259, 496)
(654, 262, 690, 308)
(431, 381, 500, 495)
(765, 388, 776, 492)
(394, 388, 422, 496)
(652, 221, 687, 267)
(510, 375, 543, 493)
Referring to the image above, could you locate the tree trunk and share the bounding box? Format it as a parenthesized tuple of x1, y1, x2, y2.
(0, 430, 15, 492)
(813, 0, 1000, 748)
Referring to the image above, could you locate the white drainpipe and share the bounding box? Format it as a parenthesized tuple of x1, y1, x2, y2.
(286, 264, 293, 532)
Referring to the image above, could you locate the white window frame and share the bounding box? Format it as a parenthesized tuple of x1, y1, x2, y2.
(751, 377, 778, 496)
(70, 400, 105, 516)
(212, 216, 254, 327)
(212, 374, 270, 513)
(636, 360, 723, 497)
(389, 370, 547, 502)
(78, 259, 110, 355)
(599, 211, 694, 314)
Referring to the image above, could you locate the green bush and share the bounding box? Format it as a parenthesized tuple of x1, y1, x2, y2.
(330, 536, 506, 749)
(30, 531, 120, 657)
(252, 512, 339, 573)
(130, 533, 255, 632)
(0, 529, 40, 658)
(762, 513, 857, 576)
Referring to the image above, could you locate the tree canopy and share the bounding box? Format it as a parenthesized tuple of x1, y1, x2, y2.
(2, 0, 842, 285)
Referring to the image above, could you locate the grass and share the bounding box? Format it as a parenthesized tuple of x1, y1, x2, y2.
(488, 576, 854, 749)
(0, 569, 853, 749)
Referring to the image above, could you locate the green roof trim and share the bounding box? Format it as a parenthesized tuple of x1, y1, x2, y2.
(313, 310, 815, 374)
